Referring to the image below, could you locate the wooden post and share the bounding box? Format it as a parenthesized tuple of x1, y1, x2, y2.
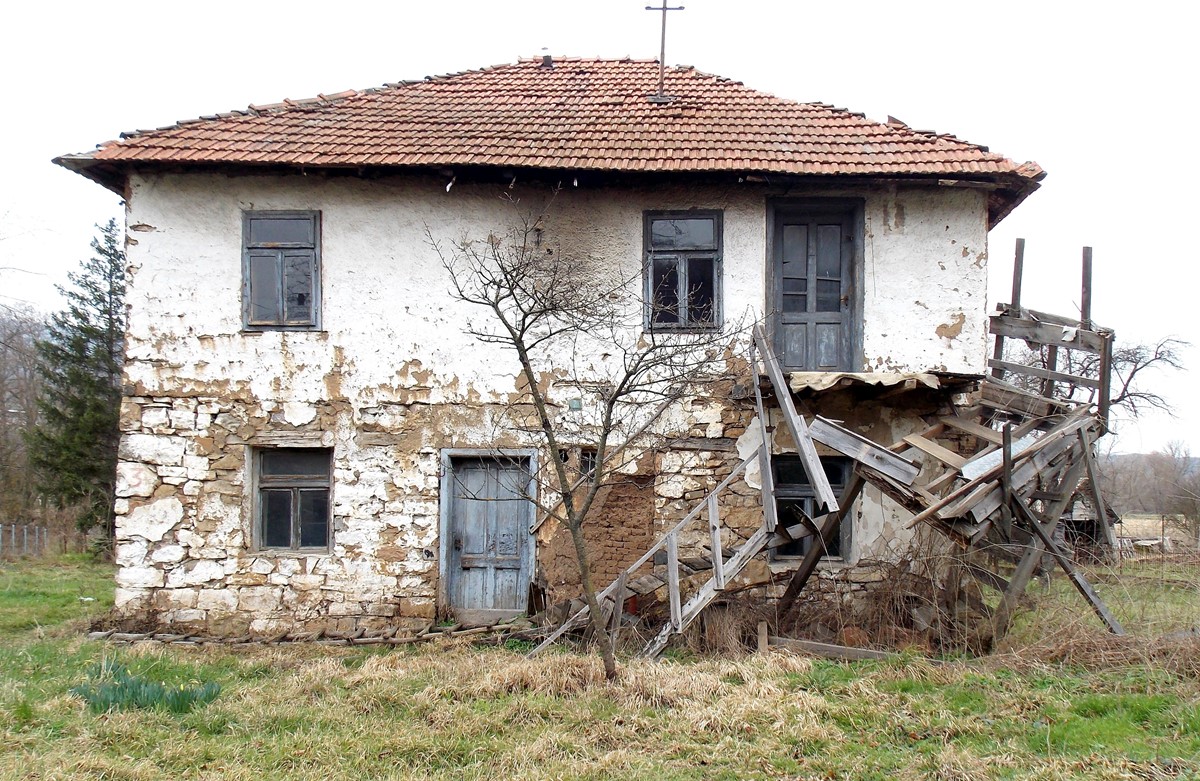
(757, 620, 769, 653)
(1098, 332, 1113, 427)
(707, 494, 725, 590)
(1081, 246, 1093, 329)
(992, 238, 1025, 380)
(609, 571, 628, 654)
(666, 532, 681, 630)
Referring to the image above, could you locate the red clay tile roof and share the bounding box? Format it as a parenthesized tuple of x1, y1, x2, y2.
(58, 58, 1043, 222)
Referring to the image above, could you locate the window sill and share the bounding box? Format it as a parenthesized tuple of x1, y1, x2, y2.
(644, 325, 723, 335)
(240, 328, 328, 336)
(253, 548, 332, 557)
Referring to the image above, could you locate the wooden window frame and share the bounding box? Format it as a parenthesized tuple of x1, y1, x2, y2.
(242, 210, 322, 330)
(253, 447, 333, 553)
(643, 210, 723, 332)
(771, 456, 852, 561)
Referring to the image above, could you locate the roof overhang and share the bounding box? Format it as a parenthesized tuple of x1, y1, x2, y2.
(53, 156, 1044, 228)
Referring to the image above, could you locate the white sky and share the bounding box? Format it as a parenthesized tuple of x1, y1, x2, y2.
(1, 0, 1195, 454)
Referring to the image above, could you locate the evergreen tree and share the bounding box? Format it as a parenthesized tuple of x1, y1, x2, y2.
(28, 219, 126, 537)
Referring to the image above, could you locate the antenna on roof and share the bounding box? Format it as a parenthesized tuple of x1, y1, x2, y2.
(645, 0, 684, 102)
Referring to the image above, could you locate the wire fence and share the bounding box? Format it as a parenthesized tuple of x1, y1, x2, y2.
(0, 523, 51, 558)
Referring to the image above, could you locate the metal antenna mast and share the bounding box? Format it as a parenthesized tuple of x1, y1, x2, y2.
(645, 1, 684, 100)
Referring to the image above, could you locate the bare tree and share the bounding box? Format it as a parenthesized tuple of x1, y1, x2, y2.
(432, 194, 738, 679)
(0, 307, 44, 521)
(1005, 336, 1187, 418)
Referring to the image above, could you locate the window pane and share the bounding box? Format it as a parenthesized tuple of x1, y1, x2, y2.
(262, 490, 293, 548)
(686, 256, 716, 324)
(650, 218, 714, 250)
(782, 225, 808, 266)
(783, 294, 808, 313)
(261, 449, 330, 478)
(248, 251, 281, 323)
(650, 256, 680, 324)
(815, 224, 842, 277)
(249, 216, 314, 246)
(816, 279, 841, 312)
(283, 251, 314, 323)
(298, 490, 329, 548)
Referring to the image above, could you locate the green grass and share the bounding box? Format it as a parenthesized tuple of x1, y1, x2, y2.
(0, 556, 1198, 779)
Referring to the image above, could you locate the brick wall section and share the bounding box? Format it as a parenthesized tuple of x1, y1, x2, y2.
(538, 476, 656, 604)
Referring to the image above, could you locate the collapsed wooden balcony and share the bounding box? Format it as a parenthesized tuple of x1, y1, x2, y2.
(534, 241, 1123, 658)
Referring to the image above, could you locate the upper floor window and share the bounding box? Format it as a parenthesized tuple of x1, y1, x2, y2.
(243, 211, 321, 329)
(644, 211, 722, 330)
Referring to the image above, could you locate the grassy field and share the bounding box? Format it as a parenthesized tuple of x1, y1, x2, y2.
(1, 556, 1197, 780)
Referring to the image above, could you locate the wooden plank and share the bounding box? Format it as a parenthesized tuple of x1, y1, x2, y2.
(640, 526, 771, 658)
(906, 409, 1093, 530)
(666, 532, 681, 631)
(810, 416, 920, 485)
(991, 452, 1088, 640)
(1013, 493, 1124, 635)
(751, 347, 781, 534)
(988, 315, 1105, 354)
(609, 571, 628, 653)
(752, 325, 838, 511)
(707, 494, 725, 590)
(768, 636, 935, 663)
(986, 359, 1099, 390)
(939, 415, 1003, 446)
(903, 434, 968, 470)
(1098, 332, 1113, 425)
(1042, 344, 1060, 398)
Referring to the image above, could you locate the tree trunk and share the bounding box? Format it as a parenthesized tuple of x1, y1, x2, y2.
(565, 515, 618, 680)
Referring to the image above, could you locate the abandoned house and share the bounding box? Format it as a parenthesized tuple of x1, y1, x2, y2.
(57, 57, 1063, 642)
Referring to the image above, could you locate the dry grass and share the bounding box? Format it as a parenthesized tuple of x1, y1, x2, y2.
(3, 557, 1200, 779)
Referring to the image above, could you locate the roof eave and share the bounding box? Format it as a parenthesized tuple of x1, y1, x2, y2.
(53, 153, 127, 196)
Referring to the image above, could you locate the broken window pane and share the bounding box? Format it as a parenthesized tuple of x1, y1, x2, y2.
(687, 256, 716, 324)
(283, 252, 314, 323)
(651, 256, 680, 324)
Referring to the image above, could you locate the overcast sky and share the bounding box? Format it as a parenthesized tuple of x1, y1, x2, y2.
(2, 0, 1195, 454)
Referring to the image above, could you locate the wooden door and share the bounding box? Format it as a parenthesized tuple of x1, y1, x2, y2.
(446, 457, 533, 624)
(773, 207, 855, 371)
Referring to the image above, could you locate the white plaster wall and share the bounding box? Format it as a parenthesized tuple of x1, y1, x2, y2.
(861, 186, 990, 373)
(114, 172, 990, 631)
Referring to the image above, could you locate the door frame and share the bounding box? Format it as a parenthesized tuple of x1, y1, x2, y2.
(437, 448, 539, 619)
(765, 197, 866, 372)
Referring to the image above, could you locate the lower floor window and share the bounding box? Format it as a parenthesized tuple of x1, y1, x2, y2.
(256, 448, 332, 551)
(772, 456, 851, 560)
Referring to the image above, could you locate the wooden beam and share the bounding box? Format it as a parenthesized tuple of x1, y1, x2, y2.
(810, 416, 920, 485)
(768, 636, 939, 663)
(1012, 492, 1124, 634)
(903, 433, 968, 470)
(1081, 246, 1093, 329)
(752, 325, 838, 511)
(992, 238, 1025, 380)
(939, 415, 1004, 446)
(986, 359, 1100, 389)
(988, 315, 1106, 354)
(1080, 427, 1118, 561)
(609, 571, 628, 654)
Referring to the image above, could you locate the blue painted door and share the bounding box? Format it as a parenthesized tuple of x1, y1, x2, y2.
(447, 457, 533, 623)
(774, 207, 855, 371)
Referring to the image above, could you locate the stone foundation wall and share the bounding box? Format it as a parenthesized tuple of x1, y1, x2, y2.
(113, 394, 442, 637)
